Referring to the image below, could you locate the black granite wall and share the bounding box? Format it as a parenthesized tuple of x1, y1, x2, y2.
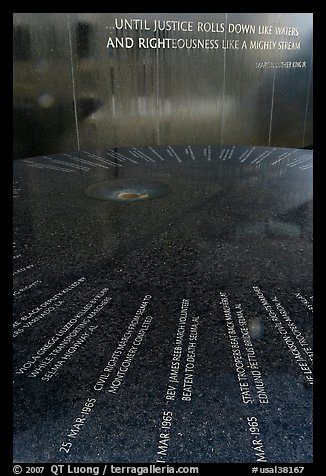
(13, 13, 313, 159)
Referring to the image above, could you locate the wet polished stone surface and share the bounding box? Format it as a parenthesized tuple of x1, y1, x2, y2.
(13, 144, 313, 463)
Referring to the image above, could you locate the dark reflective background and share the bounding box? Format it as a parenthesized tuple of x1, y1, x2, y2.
(13, 13, 313, 160)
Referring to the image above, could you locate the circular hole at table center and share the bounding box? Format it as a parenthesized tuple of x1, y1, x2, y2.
(84, 180, 170, 203)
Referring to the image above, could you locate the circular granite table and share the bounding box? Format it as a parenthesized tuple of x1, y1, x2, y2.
(13, 143, 313, 464)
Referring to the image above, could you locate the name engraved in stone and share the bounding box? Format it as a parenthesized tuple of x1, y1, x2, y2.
(182, 315, 200, 402)
(156, 299, 190, 463)
(272, 296, 313, 362)
(13, 279, 42, 297)
(40, 324, 100, 381)
(13, 277, 86, 337)
(13, 263, 35, 276)
(58, 295, 152, 456)
(220, 292, 254, 404)
(108, 315, 153, 394)
(253, 287, 313, 385)
(235, 304, 269, 404)
(94, 295, 152, 391)
(15, 288, 110, 378)
(295, 292, 313, 313)
(166, 299, 189, 391)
